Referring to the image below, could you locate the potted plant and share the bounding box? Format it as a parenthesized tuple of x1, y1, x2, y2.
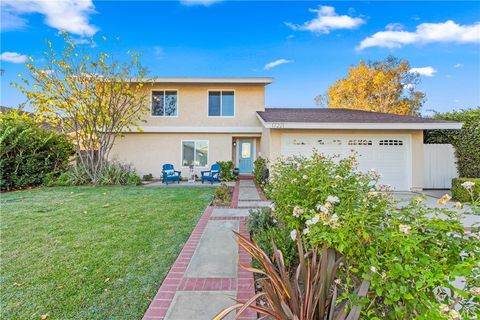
(233, 167, 240, 176)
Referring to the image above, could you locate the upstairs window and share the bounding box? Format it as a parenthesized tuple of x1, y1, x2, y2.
(152, 90, 177, 116)
(208, 91, 234, 117)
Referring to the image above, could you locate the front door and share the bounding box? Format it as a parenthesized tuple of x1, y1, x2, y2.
(238, 139, 254, 174)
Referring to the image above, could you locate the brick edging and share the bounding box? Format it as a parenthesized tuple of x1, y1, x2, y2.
(143, 179, 257, 320)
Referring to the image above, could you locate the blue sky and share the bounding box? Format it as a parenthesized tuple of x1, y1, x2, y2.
(1, 0, 479, 114)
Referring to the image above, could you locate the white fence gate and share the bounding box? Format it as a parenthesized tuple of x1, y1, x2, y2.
(423, 144, 458, 189)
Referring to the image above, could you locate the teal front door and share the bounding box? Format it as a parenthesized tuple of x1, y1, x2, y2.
(238, 140, 254, 174)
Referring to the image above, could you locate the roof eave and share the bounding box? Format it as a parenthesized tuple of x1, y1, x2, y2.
(127, 77, 273, 84)
(256, 116, 463, 130)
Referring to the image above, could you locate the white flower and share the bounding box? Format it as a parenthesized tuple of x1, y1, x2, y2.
(334, 175, 342, 180)
(334, 278, 341, 285)
(330, 214, 339, 223)
(370, 266, 377, 273)
(269, 203, 276, 211)
(448, 309, 460, 320)
(399, 224, 411, 234)
(461, 181, 475, 190)
(439, 304, 450, 313)
(471, 287, 480, 295)
(293, 206, 304, 218)
(290, 229, 297, 241)
(303, 227, 310, 235)
(302, 174, 308, 180)
(453, 202, 462, 209)
(311, 214, 320, 224)
(326, 196, 340, 204)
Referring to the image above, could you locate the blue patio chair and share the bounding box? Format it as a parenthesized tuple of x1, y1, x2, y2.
(162, 164, 181, 185)
(201, 163, 221, 184)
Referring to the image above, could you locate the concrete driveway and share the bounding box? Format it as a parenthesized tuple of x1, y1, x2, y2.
(393, 190, 479, 230)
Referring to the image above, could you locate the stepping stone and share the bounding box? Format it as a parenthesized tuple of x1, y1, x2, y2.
(239, 180, 255, 187)
(211, 208, 251, 217)
(185, 220, 239, 277)
(239, 187, 260, 200)
(165, 291, 235, 320)
(237, 200, 271, 208)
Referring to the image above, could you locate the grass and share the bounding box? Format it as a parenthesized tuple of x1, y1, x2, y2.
(0, 186, 213, 319)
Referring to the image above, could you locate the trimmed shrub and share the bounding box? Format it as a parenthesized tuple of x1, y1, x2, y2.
(0, 110, 75, 191)
(253, 156, 269, 186)
(247, 208, 276, 234)
(451, 178, 480, 202)
(142, 173, 153, 181)
(212, 182, 232, 206)
(217, 161, 236, 181)
(425, 108, 480, 178)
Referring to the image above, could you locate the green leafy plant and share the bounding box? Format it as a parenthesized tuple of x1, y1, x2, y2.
(51, 162, 141, 186)
(253, 156, 269, 186)
(217, 161, 236, 181)
(247, 208, 276, 234)
(142, 173, 153, 181)
(266, 152, 479, 318)
(0, 109, 75, 191)
(214, 231, 370, 320)
(452, 178, 480, 214)
(212, 182, 232, 206)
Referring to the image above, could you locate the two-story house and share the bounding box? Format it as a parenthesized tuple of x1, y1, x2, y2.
(110, 77, 461, 191)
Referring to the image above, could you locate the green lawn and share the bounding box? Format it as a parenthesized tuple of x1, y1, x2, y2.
(0, 186, 213, 319)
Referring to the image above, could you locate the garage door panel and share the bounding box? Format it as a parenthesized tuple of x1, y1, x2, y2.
(281, 134, 410, 190)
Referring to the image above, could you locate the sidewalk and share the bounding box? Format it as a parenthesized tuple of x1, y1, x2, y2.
(143, 178, 270, 320)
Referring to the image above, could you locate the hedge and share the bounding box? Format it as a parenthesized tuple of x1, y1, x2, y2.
(451, 178, 480, 202)
(0, 110, 75, 191)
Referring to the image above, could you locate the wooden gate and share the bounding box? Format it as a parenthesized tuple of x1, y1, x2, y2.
(423, 144, 458, 189)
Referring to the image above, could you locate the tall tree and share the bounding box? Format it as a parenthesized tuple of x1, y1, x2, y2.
(14, 33, 153, 183)
(317, 56, 425, 115)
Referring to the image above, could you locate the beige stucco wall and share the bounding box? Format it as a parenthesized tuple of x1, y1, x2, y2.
(111, 133, 260, 177)
(136, 83, 266, 128)
(261, 128, 425, 190)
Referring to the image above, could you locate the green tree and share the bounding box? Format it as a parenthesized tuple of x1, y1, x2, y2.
(14, 33, 153, 183)
(318, 56, 425, 115)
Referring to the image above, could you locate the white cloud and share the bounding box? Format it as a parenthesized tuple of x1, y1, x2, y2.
(264, 59, 293, 70)
(1, 0, 98, 37)
(179, 0, 222, 6)
(1, 10, 27, 31)
(0, 51, 28, 63)
(358, 20, 480, 50)
(286, 5, 365, 34)
(454, 63, 463, 68)
(409, 66, 437, 77)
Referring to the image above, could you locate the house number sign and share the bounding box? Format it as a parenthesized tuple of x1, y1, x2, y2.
(271, 122, 285, 128)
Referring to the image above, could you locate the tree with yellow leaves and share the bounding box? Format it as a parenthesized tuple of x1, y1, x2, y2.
(317, 56, 425, 115)
(14, 32, 154, 183)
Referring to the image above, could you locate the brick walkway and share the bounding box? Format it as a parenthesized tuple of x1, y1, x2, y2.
(143, 177, 270, 320)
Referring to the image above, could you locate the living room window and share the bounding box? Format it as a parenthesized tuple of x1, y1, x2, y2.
(182, 140, 208, 167)
(208, 91, 234, 117)
(152, 90, 178, 116)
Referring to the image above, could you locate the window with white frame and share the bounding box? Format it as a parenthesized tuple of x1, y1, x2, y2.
(152, 90, 177, 116)
(208, 91, 234, 116)
(182, 140, 208, 167)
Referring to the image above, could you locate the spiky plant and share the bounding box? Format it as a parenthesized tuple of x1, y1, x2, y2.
(214, 231, 369, 320)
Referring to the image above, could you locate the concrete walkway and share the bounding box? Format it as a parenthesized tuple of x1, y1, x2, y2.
(143, 178, 265, 320)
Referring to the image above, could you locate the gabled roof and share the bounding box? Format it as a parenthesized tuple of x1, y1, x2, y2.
(256, 108, 462, 130)
(127, 77, 273, 84)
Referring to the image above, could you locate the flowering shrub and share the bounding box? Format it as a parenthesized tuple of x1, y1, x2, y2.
(266, 152, 479, 319)
(452, 178, 480, 215)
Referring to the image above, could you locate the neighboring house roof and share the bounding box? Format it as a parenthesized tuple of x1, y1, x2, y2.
(256, 108, 462, 130)
(127, 77, 273, 84)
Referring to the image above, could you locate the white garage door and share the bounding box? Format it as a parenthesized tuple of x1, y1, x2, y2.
(281, 134, 411, 191)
